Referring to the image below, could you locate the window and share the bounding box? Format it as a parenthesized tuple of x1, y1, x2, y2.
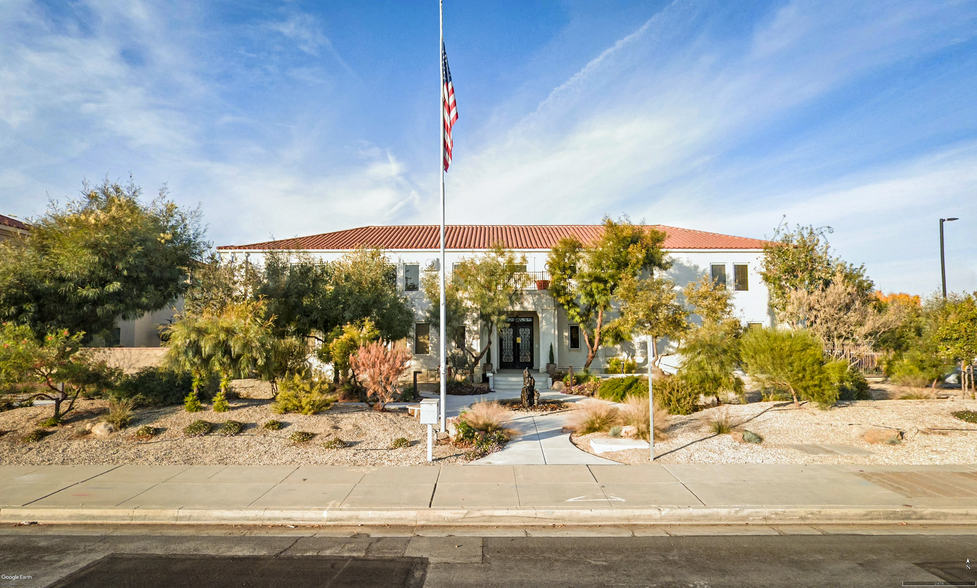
(454, 325, 466, 350)
(711, 264, 727, 288)
(404, 264, 419, 291)
(734, 264, 749, 291)
(414, 323, 430, 354)
(569, 325, 581, 350)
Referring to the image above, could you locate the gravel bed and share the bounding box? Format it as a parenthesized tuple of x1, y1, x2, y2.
(0, 396, 464, 467)
(571, 396, 977, 465)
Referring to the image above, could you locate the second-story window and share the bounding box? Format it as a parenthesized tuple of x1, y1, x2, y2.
(734, 264, 749, 291)
(404, 264, 419, 291)
(711, 264, 727, 289)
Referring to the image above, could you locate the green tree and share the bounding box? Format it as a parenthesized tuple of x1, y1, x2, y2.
(933, 292, 977, 394)
(319, 320, 381, 384)
(165, 300, 273, 411)
(760, 222, 873, 321)
(254, 250, 333, 340)
(605, 275, 688, 363)
(329, 248, 413, 342)
(0, 323, 118, 422)
(0, 178, 207, 337)
(428, 245, 531, 371)
(677, 276, 743, 402)
(740, 327, 836, 408)
(548, 217, 670, 369)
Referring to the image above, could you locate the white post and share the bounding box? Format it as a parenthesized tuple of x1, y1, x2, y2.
(438, 0, 447, 432)
(427, 424, 434, 462)
(647, 335, 654, 461)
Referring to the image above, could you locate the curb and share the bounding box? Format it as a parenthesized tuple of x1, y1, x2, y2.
(3, 506, 977, 527)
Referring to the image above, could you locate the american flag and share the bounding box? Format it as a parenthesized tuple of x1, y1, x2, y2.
(441, 41, 458, 172)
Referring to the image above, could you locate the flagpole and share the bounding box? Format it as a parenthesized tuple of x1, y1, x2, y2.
(438, 0, 447, 432)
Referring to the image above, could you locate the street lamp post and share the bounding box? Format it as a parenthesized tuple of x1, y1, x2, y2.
(940, 217, 959, 299)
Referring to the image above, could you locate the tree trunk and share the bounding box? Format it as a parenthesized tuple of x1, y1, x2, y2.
(581, 310, 604, 370)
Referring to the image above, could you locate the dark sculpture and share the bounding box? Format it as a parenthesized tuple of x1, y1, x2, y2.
(521, 368, 539, 408)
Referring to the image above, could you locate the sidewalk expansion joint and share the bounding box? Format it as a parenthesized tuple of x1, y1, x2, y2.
(21, 464, 124, 507)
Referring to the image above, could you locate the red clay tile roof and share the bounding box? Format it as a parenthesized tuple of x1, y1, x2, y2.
(219, 225, 767, 251)
(0, 214, 28, 231)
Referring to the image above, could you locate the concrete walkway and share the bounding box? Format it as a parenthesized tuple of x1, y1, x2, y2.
(2, 464, 977, 527)
(428, 371, 613, 465)
(474, 412, 617, 465)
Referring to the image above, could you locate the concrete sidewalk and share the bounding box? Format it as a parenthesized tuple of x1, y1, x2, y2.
(2, 464, 977, 527)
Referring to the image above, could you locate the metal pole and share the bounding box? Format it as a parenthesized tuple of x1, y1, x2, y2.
(438, 0, 447, 432)
(940, 218, 947, 299)
(648, 335, 654, 461)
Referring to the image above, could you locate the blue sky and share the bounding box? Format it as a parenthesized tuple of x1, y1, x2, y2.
(1, 0, 975, 296)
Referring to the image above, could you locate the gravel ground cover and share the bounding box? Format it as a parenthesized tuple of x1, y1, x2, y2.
(572, 393, 977, 465)
(0, 381, 464, 466)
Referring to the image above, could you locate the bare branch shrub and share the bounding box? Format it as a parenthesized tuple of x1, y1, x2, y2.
(350, 341, 412, 411)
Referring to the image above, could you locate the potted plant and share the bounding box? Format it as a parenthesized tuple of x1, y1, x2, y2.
(536, 279, 550, 290)
(546, 343, 557, 376)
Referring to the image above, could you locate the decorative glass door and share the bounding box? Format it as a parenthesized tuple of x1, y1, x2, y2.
(499, 317, 534, 369)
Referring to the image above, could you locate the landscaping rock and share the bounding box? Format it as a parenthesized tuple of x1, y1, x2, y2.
(551, 381, 565, 392)
(743, 430, 763, 444)
(620, 425, 639, 439)
(91, 422, 116, 437)
(861, 428, 903, 444)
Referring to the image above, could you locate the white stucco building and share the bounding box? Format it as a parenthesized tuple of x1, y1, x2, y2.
(218, 225, 772, 376)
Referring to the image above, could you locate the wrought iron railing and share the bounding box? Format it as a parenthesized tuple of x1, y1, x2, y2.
(515, 271, 551, 290)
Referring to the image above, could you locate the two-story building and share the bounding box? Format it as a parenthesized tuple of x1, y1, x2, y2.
(217, 224, 772, 376)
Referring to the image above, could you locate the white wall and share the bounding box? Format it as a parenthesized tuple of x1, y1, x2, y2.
(219, 247, 773, 372)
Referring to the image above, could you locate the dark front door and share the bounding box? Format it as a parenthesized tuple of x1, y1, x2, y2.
(499, 317, 534, 370)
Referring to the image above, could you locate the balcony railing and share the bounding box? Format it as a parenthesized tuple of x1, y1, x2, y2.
(516, 271, 551, 290)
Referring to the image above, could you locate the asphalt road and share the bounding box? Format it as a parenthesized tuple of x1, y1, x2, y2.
(0, 525, 974, 588)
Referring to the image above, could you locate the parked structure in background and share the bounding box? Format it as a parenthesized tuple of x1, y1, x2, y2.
(0, 214, 29, 242)
(218, 225, 773, 377)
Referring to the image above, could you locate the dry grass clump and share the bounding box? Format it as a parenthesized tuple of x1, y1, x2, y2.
(621, 396, 670, 441)
(568, 399, 620, 435)
(103, 397, 135, 430)
(459, 401, 512, 434)
(708, 406, 734, 435)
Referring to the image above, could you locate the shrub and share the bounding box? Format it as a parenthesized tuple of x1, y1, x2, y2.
(678, 330, 744, 403)
(216, 420, 244, 436)
(825, 360, 872, 401)
(350, 341, 412, 411)
(620, 395, 670, 441)
(322, 437, 348, 449)
(272, 374, 333, 415)
(606, 357, 637, 375)
(103, 397, 135, 430)
(953, 410, 977, 424)
(740, 327, 837, 407)
(212, 389, 230, 413)
(134, 425, 159, 440)
(263, 419, 284, 431)
(115, 367, 217, 407)
(446, 381, 488, 395)
(184, 390, 203, 413)
(597, 376, 647, 403)
(888, 349, 949, 388)
(399, 384, 417, 402)
(391, 436, 411, 449)
(899, 392, 931, 400)
(563, 369, 598, 387)
(289, 430, 315, 443)
(609, 426, 622, 438)
(568, 399, 620, 434)
(183, 420, 213, 437)
(653, 376, 700, 415)
(38, 416, 61, 428)
(22, 429, 49, 443)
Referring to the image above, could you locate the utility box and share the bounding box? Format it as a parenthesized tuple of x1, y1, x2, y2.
(419, 398, 439, 425)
